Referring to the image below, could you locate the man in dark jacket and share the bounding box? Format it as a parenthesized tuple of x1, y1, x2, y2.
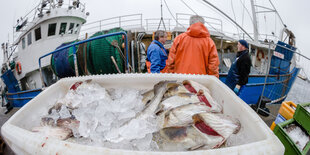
(225, 40, 252, 94)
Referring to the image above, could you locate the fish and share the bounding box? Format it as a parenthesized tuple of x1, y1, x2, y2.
(157, 102, 213, 129)
(31, 117, 79, 140)
(183, 80, 222, 113)
(141, 89, 155, 106)
(156, 112, 240, 151)
(162, 82, 189, 99)
(183, 80, 211, 94)
(136, 81, 176, 119)
(158, 93, 200, 113)
(56, 118, 80, 130)
(32, 126, 73, 140)
(157, 125, 223, 151)
(192, 112, 241, 137)
(122, 81, 176, 125)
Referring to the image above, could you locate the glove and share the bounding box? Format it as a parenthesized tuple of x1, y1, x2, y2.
(233, 87, 239, 94)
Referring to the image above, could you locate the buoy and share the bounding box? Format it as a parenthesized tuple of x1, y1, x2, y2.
(257, 50, 265, 61)
(16, 62, 22, 74)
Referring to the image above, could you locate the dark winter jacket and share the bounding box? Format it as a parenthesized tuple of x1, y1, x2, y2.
(236, 50, 252, 85)
(225, 50, 252, 90)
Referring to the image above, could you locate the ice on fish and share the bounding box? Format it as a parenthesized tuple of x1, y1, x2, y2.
(59, 105, 71, 119)
(33, 80, 240, 151)
(60, 81, 156, 150)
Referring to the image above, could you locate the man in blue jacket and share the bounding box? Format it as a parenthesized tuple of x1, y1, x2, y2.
(225, 40, 252, 94)
(146, 30, 168, 73)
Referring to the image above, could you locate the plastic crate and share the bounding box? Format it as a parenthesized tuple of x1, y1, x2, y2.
(279, 101, 296, 120)
(294, 103, 310, 134)
(1, 74, 284, 155)
(270, 121, 276, 131)
(275, 113, 286, 124)
(273, 119, 310, 155)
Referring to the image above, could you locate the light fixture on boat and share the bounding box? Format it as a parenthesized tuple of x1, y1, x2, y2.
(225, 40, 232, 43)
(38, 13, 43, 18)
(58, 0, 63, 6)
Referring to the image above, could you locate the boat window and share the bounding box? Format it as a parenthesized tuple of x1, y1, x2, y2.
(35, 27, 41, 41)
(22, 38, 26, 49)
(27, 32, 32, 45)
(59, 23, 67, 35)
(68, 23, 75, 34)
(74, 24, 80, 34)
(48, 23, 57, 36)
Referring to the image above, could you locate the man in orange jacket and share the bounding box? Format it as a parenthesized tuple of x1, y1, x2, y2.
(166, 15, 220, 77)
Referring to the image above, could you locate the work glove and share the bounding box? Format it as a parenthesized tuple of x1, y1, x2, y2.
(234, 85, 241, 95)
(233, 87, 239, 94)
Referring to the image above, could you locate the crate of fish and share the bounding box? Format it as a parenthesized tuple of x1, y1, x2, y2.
(273, 119, 310, 155)
(1, 74, 284, 155)
(294, 103, 310, 134)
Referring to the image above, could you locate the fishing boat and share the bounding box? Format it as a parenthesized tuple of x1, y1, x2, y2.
(0, 0, 308, 115)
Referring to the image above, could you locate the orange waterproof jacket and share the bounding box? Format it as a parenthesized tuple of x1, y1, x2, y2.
(166, 22, 220, 77)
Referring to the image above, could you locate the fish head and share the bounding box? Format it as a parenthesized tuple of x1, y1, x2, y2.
(154, 80, 177, 95)
(41, 117, 56, 126)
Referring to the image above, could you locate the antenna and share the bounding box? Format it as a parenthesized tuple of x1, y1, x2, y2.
(157, 0, 166, 31)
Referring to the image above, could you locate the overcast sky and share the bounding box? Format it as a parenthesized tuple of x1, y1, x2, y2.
(0, 0, 309, 73)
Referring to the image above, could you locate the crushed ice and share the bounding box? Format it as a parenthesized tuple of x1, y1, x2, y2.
(284, 123, 310, 151)
(43, 82, 158, 151)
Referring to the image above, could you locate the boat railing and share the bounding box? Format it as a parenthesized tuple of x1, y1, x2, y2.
(39, 32, 129, 88)
(79, 14, 143, 39)
(174, 13, 223, 34)
(145, 18, 174, 32)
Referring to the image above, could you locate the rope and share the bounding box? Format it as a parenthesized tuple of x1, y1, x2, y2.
(241, 0, 245, 28)
(269, 0, 285, 27)
(181, 0, 198, 15)
(239, 0, 254, 25)
(157, 0, 167, 31)
(231, 0, 240, 39)
(163, 0, 186, 29)
(197, 0, 243, 36)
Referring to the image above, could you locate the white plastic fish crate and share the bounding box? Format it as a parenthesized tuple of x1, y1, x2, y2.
(1, 74, 284, 155)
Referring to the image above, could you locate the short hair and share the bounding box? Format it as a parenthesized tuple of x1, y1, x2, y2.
(189, 15, 205, 25)
(154, 30, 166, 41)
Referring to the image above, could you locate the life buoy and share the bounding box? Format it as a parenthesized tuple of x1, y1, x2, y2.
(16, 62, 22, 74)
(257, 50, 265, 61)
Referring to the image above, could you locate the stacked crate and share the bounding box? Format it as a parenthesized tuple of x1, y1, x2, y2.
(273, 103, 310, 155)
(270, 101, 297, 131)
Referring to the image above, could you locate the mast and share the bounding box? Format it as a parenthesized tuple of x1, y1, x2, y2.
(250, 0, 259, 43)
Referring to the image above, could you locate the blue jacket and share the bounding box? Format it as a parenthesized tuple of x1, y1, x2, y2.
(147, 40, 168, 73)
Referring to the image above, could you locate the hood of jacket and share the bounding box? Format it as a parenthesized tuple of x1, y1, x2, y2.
(186, 22, 210, 38)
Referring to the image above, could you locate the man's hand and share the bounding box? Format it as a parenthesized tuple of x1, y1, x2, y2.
(234, 85, 241, 94)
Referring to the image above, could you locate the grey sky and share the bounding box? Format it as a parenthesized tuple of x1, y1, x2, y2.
(0, 0, 309, 73)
